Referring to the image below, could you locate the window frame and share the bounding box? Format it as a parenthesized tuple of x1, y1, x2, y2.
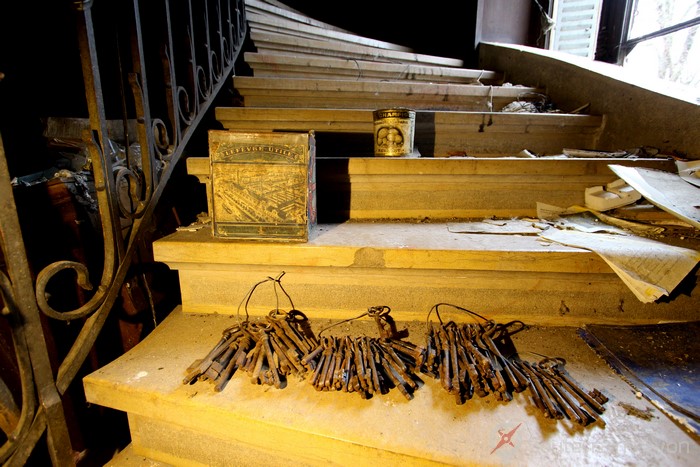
(609, 0, 700, 65)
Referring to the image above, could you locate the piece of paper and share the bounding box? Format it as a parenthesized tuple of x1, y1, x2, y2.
(677, 160, 700, 188)
(537, 203, 665, 236)
(536, 202, 581, 220)
(567, 205, 666, 236)
(553, 212, 628, 234)
(609, 165, 700, 229)
(447, 218, 545, 235)
(540, 228, 700, 303)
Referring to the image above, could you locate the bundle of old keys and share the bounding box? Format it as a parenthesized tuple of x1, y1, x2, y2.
(420, 303, 607, 426)
(184, 277, 608, 426)
(183, 308, 319, 391)
(306, 306, 423, 400)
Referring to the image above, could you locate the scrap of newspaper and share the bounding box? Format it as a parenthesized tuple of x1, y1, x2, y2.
(541, 228, 700, 303)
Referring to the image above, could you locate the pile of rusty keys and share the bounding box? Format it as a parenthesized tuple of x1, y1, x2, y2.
(183, 303, 608, 427)
(513, 357, 608, 426)
(421, 321, 527, 403)
(183, 306, 424, 400)
(183, 309, 319, 391)
(421, 319, 607, 426)
(307, 335, 423, 399)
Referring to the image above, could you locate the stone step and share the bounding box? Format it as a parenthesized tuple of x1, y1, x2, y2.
(105, 444, 171, 467)
(83, 307, 697, 466)
(214, 108, 606, 157)
(232, 76, 532, 111)
(243, 52, 504, 85)
(186, 156, 676, 221)
(152, 222, 698, 325)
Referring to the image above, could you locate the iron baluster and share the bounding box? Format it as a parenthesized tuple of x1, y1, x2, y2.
(0, 133, 75, 465)
(0, 0, 247, 462)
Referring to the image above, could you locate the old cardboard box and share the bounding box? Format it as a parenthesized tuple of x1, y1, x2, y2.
(209, 130, 316, 241)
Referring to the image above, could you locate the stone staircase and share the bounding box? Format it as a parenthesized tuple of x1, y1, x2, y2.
(86, 1, 699, 465)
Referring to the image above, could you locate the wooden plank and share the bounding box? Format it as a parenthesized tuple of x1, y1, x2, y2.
(215, 107, 605, 156)
(232, 76, 527, 95)
(431, 135, 598, 157)
(216, 108, 603, 131)
(244, 0, 353, 34)
(247, 12, 414, 52)
(237, 95, 522, 111)
(255, 0, 308, 17)
(250, 30, 464, 68)
(232, 76, 537, 111)
(215, 107, 373, 133)
(244, 52, 503, 84)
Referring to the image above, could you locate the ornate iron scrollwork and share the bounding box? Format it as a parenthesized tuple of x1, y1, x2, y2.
(1, 0, 246, 463)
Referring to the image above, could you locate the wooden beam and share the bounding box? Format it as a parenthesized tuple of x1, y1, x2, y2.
(244, 52, 503, 84)
(215, 107, 605, 156)
(246, 12, 414, 52)
(232, 76, 532, 111)
(244, 0, 354, 34)
(250, 30, 465, 68)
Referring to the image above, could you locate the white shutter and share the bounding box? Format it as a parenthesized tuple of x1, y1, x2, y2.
(550, 0, 603, 58)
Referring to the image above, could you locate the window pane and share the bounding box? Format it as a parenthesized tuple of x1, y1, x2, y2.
(624, 24, 700, 100)
(629, 0, 700, 39)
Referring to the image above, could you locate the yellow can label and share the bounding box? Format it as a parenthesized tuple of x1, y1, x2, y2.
(373, 109, 415, 157)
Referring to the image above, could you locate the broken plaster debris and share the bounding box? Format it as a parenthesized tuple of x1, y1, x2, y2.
(676, 159, 700, 188)
(447, 218, 545, 235)
(618, 401, 656, 421)
(584, 179, 641, 211)
(609, 164, 700, 229)
(176, 213, 211, 232)
(563, 148, 628, 158)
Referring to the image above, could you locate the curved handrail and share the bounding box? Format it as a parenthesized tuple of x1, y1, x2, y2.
(0, 272, 37, 464)
(0, 1, 248, 462)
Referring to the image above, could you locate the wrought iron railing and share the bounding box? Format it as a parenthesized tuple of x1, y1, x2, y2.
(0, 0, 247, 464)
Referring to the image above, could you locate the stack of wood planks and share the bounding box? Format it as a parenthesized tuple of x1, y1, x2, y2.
(228, 0, 605, 157)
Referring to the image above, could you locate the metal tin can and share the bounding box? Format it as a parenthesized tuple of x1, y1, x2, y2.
(373, 108, 415, 157)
